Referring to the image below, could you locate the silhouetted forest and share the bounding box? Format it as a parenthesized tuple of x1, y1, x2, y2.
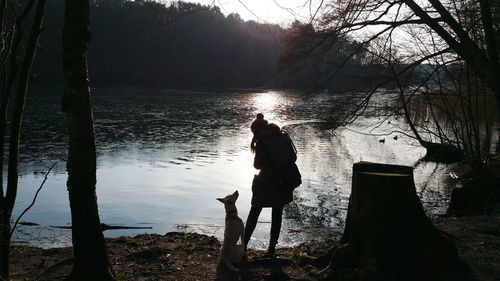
(32, 0, 389, 90)
(280, 21, 393, 92)
(33, 0, 287, 88)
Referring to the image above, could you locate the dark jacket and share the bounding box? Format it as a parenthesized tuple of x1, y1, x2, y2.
(251, 127, 296, 207)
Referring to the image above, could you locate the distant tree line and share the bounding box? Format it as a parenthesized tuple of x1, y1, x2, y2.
(32, 0, 387, 91)
(33, 0, 287, 89)
(280, 21, 393, 92)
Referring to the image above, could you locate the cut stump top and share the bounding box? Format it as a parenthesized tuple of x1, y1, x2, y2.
(353, 161, 413, 175)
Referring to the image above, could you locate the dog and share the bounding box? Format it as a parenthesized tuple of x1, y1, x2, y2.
(217, 190, 245, 271)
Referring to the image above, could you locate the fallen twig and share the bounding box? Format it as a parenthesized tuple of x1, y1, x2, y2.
(52, 223, 153, 231)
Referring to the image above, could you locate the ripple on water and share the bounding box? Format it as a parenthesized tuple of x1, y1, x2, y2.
(14, 89, 458, 247)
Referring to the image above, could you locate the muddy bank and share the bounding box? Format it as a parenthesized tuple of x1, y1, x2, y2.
(9, 214, 500, 281)
(433, 215, 500, 281)
(11, 232, 314, 281)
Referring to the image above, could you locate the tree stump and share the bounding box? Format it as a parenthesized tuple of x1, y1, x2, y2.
(303, 161, 473, 281)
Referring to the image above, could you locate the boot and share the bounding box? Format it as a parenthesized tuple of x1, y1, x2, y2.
(265, 243, 276, 259)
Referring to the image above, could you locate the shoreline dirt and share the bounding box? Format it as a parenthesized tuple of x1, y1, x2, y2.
(9, 214, 500, 281)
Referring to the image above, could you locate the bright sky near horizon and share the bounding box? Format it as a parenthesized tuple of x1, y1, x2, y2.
(163, 0, 322, 26)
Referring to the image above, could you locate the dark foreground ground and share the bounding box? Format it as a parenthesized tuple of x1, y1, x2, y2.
(9, 214, 500, 281)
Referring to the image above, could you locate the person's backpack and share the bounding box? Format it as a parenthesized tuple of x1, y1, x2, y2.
(260, 129, 302, 191)
(279, 130, 302, 190)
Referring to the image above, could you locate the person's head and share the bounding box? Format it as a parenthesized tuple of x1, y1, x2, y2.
(250, 113, 268, 134)
(250, 123, 280, 153)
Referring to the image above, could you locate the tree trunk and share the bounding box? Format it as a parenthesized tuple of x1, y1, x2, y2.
(0, 0, 46, 279)
(62, 0, 115, 280)
(478, 0, 500, 111)
(301, 162, 473, 281)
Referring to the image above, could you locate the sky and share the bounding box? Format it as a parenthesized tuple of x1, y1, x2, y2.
(162, 0, 323, 26)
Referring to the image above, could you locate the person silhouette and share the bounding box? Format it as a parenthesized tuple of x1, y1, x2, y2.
(244, 114, 297, 257)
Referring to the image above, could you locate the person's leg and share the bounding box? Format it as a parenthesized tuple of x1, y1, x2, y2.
(244, 206, 262, 249)
(268, 205, 284, 256)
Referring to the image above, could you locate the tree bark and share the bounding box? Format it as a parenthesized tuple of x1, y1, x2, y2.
(301, 162, 472, 281)
(478, 0, 500, 110)
(0, 0, 46, 279)
(62, 0, 115, 280)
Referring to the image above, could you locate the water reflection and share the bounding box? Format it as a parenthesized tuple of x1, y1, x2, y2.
(12, 89, 457, 248)
(252, 92, 280, 112)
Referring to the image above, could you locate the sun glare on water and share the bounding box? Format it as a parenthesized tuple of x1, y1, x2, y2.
(251, 91, 282, 125)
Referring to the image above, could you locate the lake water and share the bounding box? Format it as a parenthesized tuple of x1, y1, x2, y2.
(11, 89, 457, 248)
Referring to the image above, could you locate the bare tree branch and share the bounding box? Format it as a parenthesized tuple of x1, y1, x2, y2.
(10, 162, 57, 237)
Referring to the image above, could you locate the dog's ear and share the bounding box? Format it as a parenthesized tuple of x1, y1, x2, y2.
(216, 198, 225, 203)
